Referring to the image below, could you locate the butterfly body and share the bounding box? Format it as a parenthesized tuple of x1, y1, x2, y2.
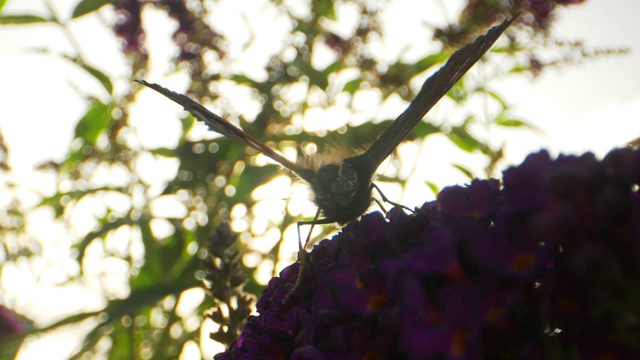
(306, 153, 374, 224)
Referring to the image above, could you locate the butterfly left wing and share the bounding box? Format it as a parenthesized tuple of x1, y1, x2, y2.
(135, 80, 311, 180)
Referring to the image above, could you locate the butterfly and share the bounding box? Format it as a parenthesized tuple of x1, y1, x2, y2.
(136, 14, 518, 228)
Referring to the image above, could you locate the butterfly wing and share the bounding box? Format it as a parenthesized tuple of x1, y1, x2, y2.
(363, 14, 519, 170)
(135, 80, 310, 179)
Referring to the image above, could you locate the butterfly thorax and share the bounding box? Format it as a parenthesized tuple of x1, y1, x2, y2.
(303, 153, 374, 224)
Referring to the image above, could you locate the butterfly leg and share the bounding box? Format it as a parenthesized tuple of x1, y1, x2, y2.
(284, 209, 328, 304)
(371, 183, 415, 214)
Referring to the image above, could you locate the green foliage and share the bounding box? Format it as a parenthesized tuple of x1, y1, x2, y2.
(74, 101, 112, 145)
(0, 14, 49, 24)
(448, 120, 485, 153)
(0, 0, 615, 359)
(452, 163, 475, 180)
(425, 181, 440, 197)
(67, 56, 114, 94)
(71, 0, 115, 19)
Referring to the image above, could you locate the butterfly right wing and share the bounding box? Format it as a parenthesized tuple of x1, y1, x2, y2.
(363, 14, 519, 172)
(136, 80, 311, 180)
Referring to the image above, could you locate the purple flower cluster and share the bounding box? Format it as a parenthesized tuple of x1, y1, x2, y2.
(216, 148, 640, 359)
(113, 0, 220, 62)
(0, 305, 23, 341)
(438, 0, 587, 45)
(113, 0, 144, 54)
(524, 0, 586, 29)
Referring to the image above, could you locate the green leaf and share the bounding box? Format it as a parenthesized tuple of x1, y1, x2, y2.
(0, 14, 49, 24)
(75, 217, 136, 264)
(34, 283, 194, 354)
(130, 219, 162, 288)
(494, 111, 540, 132)
(230, 74, 256, 86)
(0, 0, 7, 13)
(495, 117, 527, 127)
(415, 52, 449, 72)
(149, 147, 177, 158)
(38, 193, 65, 217)
(323, 61, 341, 76)
(82, 63, 114, 94)
(63, 55, 113, 94)
(107, 323, 134, 360)
(383, 53, 448, 87)
(508, 64, 528, 74)
(452, 164, 474, 180)
(425, 181, 439, 196)
(72, 0, 114, 19)
(447, 125, 481, 153)
(411, 122, 440, 139)
(108, 284, 197, 324)
(74, 101, 111, 145)
(342, 78, 361, 94)
(307, 64, 330, 89)
(313, 2, 335, 19)
(447, 77, 468, 101)
(486, 90, 507, 109)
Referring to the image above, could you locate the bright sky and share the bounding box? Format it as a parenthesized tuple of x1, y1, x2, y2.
(1, 0, 639, 359)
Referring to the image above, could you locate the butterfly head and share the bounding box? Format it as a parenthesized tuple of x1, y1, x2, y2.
(305, 153, 374, 224)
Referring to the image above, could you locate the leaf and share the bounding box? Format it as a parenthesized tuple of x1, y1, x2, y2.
(425, 181, 440, 195)
(149, 147, 177, 158)
(64, 55, 113, 94)
(495, 117, 527, 127)
(411, 122, 440, 139)
(486, 90, 508, 109)
(307, 64, 330, 89)
(106, 284, 197, 325)
(446, 77, 467, 102)
(230, 74, 256, 86)
(313, 2, 335, 19)
(72, 0, 114, 19)
(425, 181, 439, 196)
(508, 64, 529, 74)
(74, 101, 111, 145)
(447, 124, 481, 153)
(129, 219, 162, 288)
(75, 217, 136, 264)
(383, 53, 448, 87)
(452, 164, 474, 180)
(494, 111, 541, 132)
(106, 323, 133, 360)
(0, 14, 49, 24)
(342, 78, 361, 94)
(36, 283, 196, 359)
(0, 0, 7, 12)
(82, 63, 114, 94)
(415, 52, 449, 72)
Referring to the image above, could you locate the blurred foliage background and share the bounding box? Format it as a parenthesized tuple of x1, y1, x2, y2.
(0, 0, 622, 358)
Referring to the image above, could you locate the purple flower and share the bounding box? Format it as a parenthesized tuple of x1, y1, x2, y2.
(525, 0, 587, 28)
(216, 148, 640, 359)
(113, 0, 144, 54)
(113, 0, 221, 63)
(0, 305, 24, 341)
